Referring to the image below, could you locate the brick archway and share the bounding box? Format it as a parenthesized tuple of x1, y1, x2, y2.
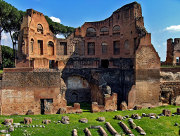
(65, 76, 91, 104)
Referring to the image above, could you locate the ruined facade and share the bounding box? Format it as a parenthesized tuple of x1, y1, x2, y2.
(165, 38, 180, 65)
(0, 2, 161, 115)
(160, 68, 180, 106)
(161, 38, 180, 106)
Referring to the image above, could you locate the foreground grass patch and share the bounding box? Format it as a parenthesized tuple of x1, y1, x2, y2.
(0, 105, 179, 136)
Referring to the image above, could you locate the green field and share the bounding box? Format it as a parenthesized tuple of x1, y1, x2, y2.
(0, 105, 179, 136)
(0, 70, 3, 74)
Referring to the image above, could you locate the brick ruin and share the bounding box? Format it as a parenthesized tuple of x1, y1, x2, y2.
(0, 2, 162, 115)
(165, 38, 180, 65)
(160, 38, 180, 106)
(160, 68, 180, 106)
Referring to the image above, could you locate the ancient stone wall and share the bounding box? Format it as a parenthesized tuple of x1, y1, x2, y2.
(160, 70, 180, 106)
(128, 34, 160, 109)
(17, 9, 57, 69)
(62, 67, 134, 106)
(16, 2, 146, 70)
(91, 93, 117, 113)
(165, 38, 180, 65)
(0, 2, 162, 115)
(74, 2, 142, 60)
(0, 71, 67, 115)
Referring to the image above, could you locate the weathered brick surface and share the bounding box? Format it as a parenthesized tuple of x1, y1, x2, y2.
(91, 93, 117, 113)
(160, 71, 180, 106)
(0, 2, 162, 115)
(128, 40, 160, 108)
(165, 38, 180, 65)
(162, 109, 171, 116)
(2, 72, 61, 87)
(66, 103, 82, 114)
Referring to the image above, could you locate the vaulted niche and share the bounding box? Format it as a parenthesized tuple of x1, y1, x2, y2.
(100, 27, 109, 36)
(37, 24, 43, 34)
(86, 27, 96, 37)
(65, 76, 91, 103)
(113, 25, 120, 35)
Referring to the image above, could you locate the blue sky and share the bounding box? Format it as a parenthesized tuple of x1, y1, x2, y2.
(2, 0, 180, 61)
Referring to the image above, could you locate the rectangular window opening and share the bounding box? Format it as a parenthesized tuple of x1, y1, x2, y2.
(113, 41, 120, 55)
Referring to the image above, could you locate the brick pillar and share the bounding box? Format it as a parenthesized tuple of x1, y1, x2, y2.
(166, 38, 173, 65)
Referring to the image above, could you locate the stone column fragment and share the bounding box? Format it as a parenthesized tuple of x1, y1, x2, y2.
(99, 127, 108, 136)
(136, 126, 146, 135)
(119, 121, 132, 134)
(84, 128, 92, 136)
(72, 129, 78, 136)
(105, 122, 119, 135)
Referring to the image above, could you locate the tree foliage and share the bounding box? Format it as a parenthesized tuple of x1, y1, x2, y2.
(45, 16, 75, 38)
(1, 45, 14, 68)
(0, 0, 25, 65)
(0, 0, 12, 44)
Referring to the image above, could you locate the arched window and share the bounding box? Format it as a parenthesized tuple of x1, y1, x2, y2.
(102, 42, 108, 55)
(100, 27, 109, 36)
(48, 41, 54, 55)
(37, 24, 43, 34)
(86, 27, 96, 37)
(124, 40, 129, 49)
(30, 39, 34, 53)
(113, 25, 120, 35)
(48, 41, 54, 47)
(113, 25, 120, 31)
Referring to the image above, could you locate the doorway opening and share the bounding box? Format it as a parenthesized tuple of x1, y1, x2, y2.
(38, 40, 43, 55)
(101, 59, 109, 68)
(71, 91, 78, 103)
(40, 99, 53, 114)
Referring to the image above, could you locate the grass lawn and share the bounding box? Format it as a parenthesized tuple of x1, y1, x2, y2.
(161, 65, 180, 68)
(0, 105, 179, 136)
(0, 70, 3, 74)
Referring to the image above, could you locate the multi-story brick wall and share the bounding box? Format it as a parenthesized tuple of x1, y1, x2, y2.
(0, 2, 161, 115)
(17, 9, 57, 69)
(17, 2, 147, 70)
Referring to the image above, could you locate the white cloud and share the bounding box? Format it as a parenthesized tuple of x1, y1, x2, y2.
(1, 32, 12, 47)
(166, 25, 180, 32)
(56, 34, 65, 39)
(163, 42, 166, 46)
(2, 32, 9, 41)
(50, 16, 61, 24)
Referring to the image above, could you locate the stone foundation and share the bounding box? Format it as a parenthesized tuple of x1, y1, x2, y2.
(160, 71, 180, 106)
(91, 93, 117, 113)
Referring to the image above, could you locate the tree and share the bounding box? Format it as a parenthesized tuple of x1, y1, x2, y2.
(0, 0, 13, 45)
(0, 0, 25, 64)
(45, 16, 75, 38)
(1, 45, 14, 68)
(3, 6, 20, 62)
